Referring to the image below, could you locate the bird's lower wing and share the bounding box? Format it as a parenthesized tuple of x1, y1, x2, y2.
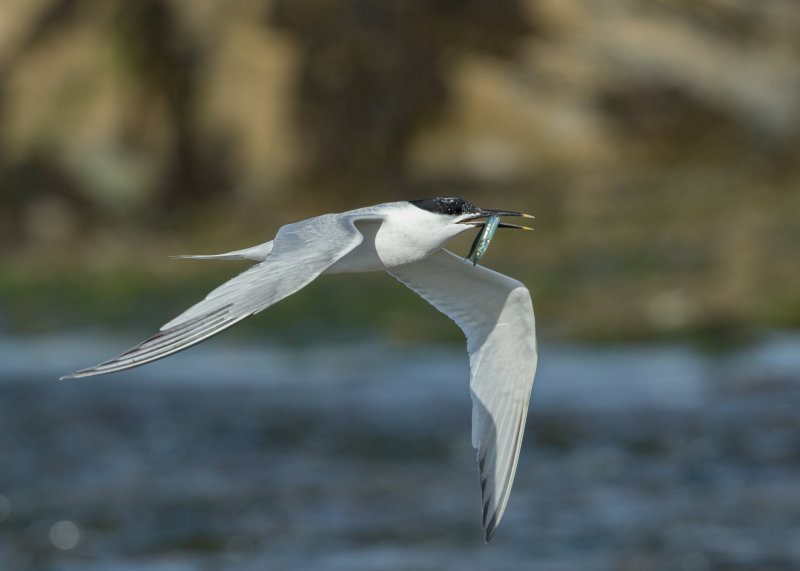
(388, 249, 537, 542)
(62, 213, 382, 379)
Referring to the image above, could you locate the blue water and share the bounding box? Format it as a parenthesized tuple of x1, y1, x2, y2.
(1, 333, 799, 570)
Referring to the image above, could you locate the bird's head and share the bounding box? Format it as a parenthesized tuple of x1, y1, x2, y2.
(409, 197, 534, 263)
(410, 197, 533, 229)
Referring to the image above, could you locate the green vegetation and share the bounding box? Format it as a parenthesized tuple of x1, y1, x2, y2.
(0, 257, 469, 344)
(3, 162, 798, 349)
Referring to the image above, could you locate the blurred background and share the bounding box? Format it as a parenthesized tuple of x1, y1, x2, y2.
(1, 0, 799, 569)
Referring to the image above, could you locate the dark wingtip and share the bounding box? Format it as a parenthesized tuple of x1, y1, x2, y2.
(484, 512, 499, 543)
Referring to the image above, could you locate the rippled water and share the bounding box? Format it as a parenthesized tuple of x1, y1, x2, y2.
(1, 334, 799, 570)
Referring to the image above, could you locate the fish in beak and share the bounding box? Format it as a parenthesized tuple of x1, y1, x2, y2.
(459, 209, 534, 265)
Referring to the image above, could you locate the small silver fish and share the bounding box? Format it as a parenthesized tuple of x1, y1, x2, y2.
(466, 215, 501, 266)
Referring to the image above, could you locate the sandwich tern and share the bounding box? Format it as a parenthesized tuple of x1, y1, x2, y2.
(62, 197, 538, 542)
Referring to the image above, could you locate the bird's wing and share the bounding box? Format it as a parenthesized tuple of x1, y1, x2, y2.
(62, 213, 382, 379)
(388, 249, 537, 542)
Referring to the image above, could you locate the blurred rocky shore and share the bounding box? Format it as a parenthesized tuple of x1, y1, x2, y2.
(1, 0, 799, 340)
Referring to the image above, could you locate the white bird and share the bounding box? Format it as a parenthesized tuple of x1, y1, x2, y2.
(61, 197, 538, 542)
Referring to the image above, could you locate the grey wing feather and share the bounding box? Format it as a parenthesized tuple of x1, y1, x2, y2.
(388, 249, 537, 542)
(62, 213, 380, 379)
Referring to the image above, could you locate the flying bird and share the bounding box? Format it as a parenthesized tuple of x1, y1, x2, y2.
(62, 197, 538, 542)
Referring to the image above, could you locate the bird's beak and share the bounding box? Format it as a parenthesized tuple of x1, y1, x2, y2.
(459, 209, 535, 230)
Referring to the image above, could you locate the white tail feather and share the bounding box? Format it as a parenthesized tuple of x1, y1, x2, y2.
(172, 241, 274, 262)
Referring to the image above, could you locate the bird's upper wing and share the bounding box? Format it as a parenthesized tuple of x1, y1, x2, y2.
(388, 249, 537, 542)
(62, 212, 382, 379)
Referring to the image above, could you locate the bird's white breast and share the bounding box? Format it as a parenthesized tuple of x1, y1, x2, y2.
(326, 202, 470, 274)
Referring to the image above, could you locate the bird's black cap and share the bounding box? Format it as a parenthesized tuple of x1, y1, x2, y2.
(411, 197, 480, 216)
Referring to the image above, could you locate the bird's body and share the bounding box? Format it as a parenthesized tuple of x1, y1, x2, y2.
(62, 198, 537, 542)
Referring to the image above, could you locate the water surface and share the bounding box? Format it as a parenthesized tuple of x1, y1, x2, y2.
(1, 334, 799, 570)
